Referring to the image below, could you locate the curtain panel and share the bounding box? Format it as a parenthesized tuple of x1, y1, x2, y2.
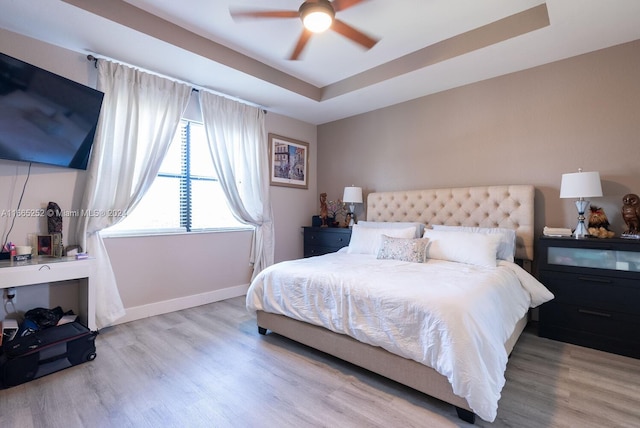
(199, 91, 274, 279)
(75, 60, 191, 328)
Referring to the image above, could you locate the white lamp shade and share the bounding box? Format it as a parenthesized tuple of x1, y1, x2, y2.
(560, 171, 603, 198)
(343, 186, 363, 204)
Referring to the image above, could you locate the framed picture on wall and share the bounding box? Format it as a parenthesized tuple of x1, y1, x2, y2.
(268, 133, 309, 189)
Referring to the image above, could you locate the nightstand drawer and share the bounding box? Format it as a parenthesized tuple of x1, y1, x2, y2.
(303, 227, 352, 258)
(539, 302, 640, 358)
(304, 230, 350, 248)
(304, 246, 338, 257)
(540, 302, 640, 340)
(539, 270, 640, 316)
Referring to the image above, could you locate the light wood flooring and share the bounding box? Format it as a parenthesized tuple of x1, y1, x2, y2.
(1, 296, 639, 428)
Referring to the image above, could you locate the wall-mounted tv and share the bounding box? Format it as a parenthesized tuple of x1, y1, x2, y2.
(0, 52, 104, 170)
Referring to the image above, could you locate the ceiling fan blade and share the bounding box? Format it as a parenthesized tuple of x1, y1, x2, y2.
(289, 29, 313, 60)
(331, 19, 379, 49)
(230, 10, 299, 20)
(331, 0, 369, 12)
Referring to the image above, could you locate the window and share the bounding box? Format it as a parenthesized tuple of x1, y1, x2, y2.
(105, 120, 246, 235)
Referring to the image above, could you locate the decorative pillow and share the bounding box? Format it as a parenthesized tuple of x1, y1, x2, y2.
(422, 229, 501, 268)
(357, 221, 425, 238)
(347, 225, 416, 255)
(377, 235, 430, 263)
(431, 225, 517, 262)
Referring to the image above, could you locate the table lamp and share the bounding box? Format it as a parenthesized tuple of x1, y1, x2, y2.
(560, 169, 603, 238)
(342, 186, 363, 227)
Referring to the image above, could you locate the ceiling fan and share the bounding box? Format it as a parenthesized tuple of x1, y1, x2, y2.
(230, 0, 379, 60)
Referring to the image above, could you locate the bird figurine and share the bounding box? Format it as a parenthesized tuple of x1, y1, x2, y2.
(621, 193, 640, 237)
(587, 205, 615, 238)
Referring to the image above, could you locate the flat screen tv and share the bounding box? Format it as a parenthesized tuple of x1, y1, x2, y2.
(0, 52, 104, 170)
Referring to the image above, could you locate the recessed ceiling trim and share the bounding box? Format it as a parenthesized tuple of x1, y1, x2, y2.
(321, 3, 550, 101)
(61, 0, 323, 101)
(60, 1, 549, 105)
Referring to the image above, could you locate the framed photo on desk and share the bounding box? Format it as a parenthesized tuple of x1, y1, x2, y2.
(37, 235, 52, 256)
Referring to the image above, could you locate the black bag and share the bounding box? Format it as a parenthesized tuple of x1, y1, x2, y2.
(24, 306, 65, 329)
(0, 322, 97, 388)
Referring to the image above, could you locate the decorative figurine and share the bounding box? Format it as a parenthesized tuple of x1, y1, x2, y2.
(621, 193, 640, 238)
(47, 201, 65, 257)
(319, 193, 328, 227)
(47, 201, 63, 235)
(587, 205, 615, 238)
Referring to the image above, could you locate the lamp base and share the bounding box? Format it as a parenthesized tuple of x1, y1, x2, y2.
(573, 199, 591, 239)
(573, 220, 590, 239)
(344, 213, 353, 228)
(348, 203, 356, 227)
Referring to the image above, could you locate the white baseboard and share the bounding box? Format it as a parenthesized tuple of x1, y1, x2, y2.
(113, 283, 250, 326)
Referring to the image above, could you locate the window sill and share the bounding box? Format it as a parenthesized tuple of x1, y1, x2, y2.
(101, 226, 253, 239)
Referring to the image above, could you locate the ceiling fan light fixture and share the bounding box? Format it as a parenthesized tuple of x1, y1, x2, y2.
(300, 1, 335, 33)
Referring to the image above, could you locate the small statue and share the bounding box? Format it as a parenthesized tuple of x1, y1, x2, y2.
(319, 193, 328, 227)
(587, 206, 614, 238)
(621, 193, 640, 237)
(47, 201, 63, 234)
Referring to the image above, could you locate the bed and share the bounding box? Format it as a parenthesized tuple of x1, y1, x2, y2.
(246, 185, 553, 423)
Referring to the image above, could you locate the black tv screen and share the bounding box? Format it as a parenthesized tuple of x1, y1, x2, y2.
(0, 52, 104, 170)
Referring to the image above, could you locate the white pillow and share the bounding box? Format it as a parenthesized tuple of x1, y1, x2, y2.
(431, 225, 516, 262)
(422, 229, 501, 267)
(347, 225, 416, 255)
(356, 221, 425, 238)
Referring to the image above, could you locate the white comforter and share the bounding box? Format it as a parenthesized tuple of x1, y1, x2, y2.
(246, 253, 553, 422)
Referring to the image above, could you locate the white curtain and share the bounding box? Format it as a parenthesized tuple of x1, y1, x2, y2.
(199, 91, 274, 279)
(75, 60, 192, 328)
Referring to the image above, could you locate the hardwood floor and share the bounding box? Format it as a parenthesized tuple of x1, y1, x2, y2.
(1, 296, 639, 427)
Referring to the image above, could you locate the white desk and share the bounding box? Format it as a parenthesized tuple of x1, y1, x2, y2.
(0, 257, 95, 330)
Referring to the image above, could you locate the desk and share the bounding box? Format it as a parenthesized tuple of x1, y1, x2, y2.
(0, 257, 95, 331)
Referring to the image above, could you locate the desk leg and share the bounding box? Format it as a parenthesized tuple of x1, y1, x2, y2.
(77, 277, 96, 331)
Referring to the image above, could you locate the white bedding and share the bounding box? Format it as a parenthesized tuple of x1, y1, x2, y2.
(246, 252, 553, 422)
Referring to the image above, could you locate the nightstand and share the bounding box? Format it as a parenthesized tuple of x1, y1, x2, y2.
(303, 227, 352, 258)
(537, 236, 640, 359)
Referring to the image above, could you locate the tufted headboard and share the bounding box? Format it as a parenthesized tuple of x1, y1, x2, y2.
(366, 185, 535, 261)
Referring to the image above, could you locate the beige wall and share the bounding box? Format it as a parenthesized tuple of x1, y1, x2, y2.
(317, 40, 640, 244)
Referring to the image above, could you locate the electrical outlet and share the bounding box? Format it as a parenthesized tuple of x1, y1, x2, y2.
(4, 287, 17, 304)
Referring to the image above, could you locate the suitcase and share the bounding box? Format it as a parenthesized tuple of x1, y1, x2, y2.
(0, 321, 97, 388)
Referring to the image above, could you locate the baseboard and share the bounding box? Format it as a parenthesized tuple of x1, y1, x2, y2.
(114, 283, 250, 325)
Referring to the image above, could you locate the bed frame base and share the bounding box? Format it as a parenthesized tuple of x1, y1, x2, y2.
(456, 407, 476, 424)
(256, 311, 483, 422)
(256, 310, 527, 424)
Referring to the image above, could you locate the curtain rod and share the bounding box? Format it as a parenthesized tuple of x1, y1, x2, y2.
(86, 54, 266, 113)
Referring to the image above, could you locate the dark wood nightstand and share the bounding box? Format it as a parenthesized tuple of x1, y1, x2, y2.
(303, 227, 352, 258)
(537, 236, 640, 359)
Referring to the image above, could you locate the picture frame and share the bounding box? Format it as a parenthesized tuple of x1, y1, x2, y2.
(37, 234, 53, 256)
(268, 133, 309, 189)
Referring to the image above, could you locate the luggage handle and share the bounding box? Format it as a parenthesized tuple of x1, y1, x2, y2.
(38, 352, 70, 365)
(5, 331, 94, 358)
